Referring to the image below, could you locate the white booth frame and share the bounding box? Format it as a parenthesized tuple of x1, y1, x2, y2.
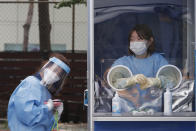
(87, 0, 196, 130)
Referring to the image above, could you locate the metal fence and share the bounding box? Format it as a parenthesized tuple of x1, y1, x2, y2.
(0, 1, 88, 52)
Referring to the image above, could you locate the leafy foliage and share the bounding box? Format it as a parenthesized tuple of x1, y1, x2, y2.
(54, 0, 87, 8)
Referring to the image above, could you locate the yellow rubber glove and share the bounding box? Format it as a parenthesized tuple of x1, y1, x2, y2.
(139, 77, 161, 90)
(114, 74, 147, 89)
(115, 74, 161, 90)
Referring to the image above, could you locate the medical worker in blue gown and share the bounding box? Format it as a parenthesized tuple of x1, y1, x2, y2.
(111, 24, 168, 113)
(7, 53, 70, 131)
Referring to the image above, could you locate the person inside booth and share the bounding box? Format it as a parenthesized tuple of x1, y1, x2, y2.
(107, 24, 169, 113)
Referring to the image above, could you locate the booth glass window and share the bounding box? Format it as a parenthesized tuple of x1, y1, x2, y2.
(93, 0, 195, 116)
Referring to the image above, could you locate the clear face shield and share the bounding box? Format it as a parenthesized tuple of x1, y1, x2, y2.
(40, 57, 70, 95)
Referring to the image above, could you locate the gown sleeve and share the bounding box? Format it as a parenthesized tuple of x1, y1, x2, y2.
(111, 56, 127, 67)
(158, 54, 169, 67)
(14, 80, 55, 128)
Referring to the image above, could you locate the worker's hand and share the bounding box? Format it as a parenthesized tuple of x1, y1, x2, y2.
(114, 74, 161, 90)
(140, 78, 161, 90)
(134, 74, 148, 85)
(126, 74, 148, 87)
(46, 99, 54, 111)
(134, 74, 151, 90)
(115, 74, 148, 89)
(129, 74, 161, 90)
(55, 101, 64, 120)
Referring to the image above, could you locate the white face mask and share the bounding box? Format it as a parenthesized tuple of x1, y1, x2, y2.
(41, 68, 60, 86)
(129, 41, 147, 55)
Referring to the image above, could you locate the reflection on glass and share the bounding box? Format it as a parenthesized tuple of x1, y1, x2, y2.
(94, 0, 195, 116)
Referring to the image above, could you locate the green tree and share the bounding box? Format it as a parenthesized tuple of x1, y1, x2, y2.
(54, 0, 86, 9)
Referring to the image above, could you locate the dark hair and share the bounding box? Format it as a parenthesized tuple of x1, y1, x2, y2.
(128, 24, 155, 55)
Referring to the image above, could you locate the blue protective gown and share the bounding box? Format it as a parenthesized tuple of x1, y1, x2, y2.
(7, 76, 55, 131)
(112, 53, 168, 112)
(112, 53, 168, 77)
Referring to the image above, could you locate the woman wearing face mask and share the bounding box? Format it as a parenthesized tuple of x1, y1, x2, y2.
(7, 53, 70, 131)
(110, 24, 168, 113)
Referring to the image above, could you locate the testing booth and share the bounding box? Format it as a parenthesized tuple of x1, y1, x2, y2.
(87, 0, 196, 130)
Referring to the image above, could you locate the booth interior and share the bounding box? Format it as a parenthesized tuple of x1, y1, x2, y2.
(93, 0, 195, 116)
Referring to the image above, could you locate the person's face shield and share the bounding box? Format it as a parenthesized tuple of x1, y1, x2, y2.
(40, 57, 70, 95)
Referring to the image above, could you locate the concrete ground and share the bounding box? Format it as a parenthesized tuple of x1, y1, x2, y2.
(0, 121, 87, 131)
(58, 123, 87, 131)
